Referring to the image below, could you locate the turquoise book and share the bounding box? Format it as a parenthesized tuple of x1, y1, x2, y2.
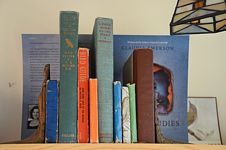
(59, 11, 79, 143)
(93, 17, 114, 143)
(45, 80, 58, 143)
(113, 81, 122, 143)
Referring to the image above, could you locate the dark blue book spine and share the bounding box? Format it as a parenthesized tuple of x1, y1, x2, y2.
(45, 80, 58, 143)
(113, 81, 122, 143)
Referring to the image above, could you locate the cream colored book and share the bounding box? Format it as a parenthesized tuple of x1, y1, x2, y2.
(122, 86, 131, 143)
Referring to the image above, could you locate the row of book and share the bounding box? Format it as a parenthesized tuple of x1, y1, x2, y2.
(44, 11, 155, 143)
(46, 49, 154, 144)
(25, 10, 190, 144)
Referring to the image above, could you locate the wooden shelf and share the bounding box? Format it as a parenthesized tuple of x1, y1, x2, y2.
(0, 144, 225, 150)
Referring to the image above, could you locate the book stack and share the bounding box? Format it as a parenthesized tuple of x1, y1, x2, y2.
(21, 10, 189, 144)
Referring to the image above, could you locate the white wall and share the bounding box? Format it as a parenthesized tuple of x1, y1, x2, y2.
(0, 0, 225, 144)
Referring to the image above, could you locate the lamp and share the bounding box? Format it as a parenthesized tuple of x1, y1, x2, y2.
(170, 0, 226, 35)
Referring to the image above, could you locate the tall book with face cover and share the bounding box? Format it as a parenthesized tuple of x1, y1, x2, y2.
(115, 35, 189, 143)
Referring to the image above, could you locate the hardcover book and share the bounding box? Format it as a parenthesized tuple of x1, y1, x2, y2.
(59, 11, 79, 143)
(89, 79, 99, 143)
(77, 48, 89, 143)
(93, 17, 114, 143)
(114, 35, 189, 143)
(127, 83, 137, 143)
(113, 81, 123, 143)
(123, 49, 155, 143)
(122, 86, 131, 143)
(45, 80, 58, 143)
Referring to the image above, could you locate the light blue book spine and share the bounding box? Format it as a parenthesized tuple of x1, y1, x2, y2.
(93, 17, 114, 143)
(45, 80, 58, 143)
(59, 11, 79, 143)
(113, 81, 122, 143)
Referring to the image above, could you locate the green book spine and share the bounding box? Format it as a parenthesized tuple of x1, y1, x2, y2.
(93, 17, 113, 143)
(59, 11, 79, 143)
(127, 83, 137, 143)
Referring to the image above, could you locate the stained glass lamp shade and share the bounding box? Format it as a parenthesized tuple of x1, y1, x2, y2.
(170, 0, 226, 35)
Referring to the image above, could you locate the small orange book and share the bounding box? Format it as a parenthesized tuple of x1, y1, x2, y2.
(89, 78, 99, 143)
(77, 48, 89, 143)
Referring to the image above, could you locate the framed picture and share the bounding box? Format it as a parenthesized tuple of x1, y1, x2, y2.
(187, 97, 222, 144)
(27, 104, 39, 129)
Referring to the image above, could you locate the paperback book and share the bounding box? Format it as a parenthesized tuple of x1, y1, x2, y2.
(114, 35, 189, 143)
(21, 34, 92, 139)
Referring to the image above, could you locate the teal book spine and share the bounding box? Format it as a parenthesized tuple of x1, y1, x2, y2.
(59, 11, 79, 143)
(127, 83, 137, 143)
(93, 17, 113, 143)
(113, 81, 122, 143)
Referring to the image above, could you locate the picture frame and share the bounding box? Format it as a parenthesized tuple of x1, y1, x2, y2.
(187, 97, 222, 144)
(27, 104, 39, 129)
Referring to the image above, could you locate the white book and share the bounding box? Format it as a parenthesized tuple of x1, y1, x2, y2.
(122, 86, 131, 143)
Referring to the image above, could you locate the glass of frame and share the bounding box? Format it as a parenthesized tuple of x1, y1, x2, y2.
(187, 97, 222, 144)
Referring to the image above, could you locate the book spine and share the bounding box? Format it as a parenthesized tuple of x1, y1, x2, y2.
(93, 17, 114, 143)
(89, 78, 99, 143)
(127, 83, 137, 143)
(122, 86, 131, 143)
(133, 49, 155, 143)
(45, 80, 58, 143)
(77, 48, 89, 143)
(59, 11, 79, 143)
(113, 81, 122, 143)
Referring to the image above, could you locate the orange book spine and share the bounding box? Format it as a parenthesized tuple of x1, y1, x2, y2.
(77, 48, 89, 143)
(89, 79, 99, 143)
